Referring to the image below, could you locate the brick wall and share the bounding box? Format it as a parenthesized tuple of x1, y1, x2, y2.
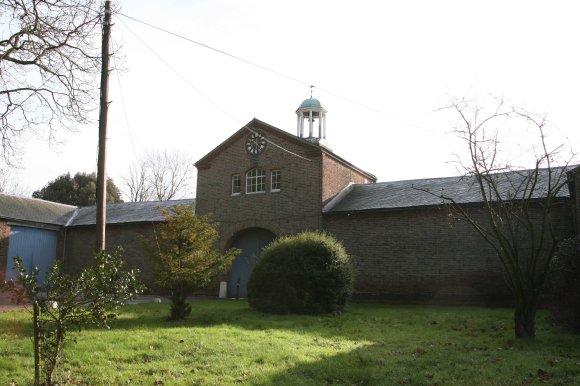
(63, 223, 158, 288)
(324, 203, 574, 305)
(196, 124, 325, 248)
(321, 153, 374, 204)
(0, 220, 9, 280)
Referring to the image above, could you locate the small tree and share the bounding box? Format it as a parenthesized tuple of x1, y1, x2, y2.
(0, 249, 143, 385)
(146, 205, 238, 321)
(428, 96, 573, 338)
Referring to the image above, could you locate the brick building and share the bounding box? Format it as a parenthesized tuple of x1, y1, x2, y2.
(1, 97, 578, 304)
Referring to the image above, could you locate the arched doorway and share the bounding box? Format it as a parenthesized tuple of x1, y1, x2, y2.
(228, 228, 276, 298)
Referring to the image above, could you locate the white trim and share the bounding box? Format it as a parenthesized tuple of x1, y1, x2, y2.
(270, 169, 281, 192)
(231, 174, 242, 195)
(246, 168, 266, 194)
(322, 183, 354, 213)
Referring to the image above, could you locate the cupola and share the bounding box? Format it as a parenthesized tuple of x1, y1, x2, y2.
(296, 90, 327, 145)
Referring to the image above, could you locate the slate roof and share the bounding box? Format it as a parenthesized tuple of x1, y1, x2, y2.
(326, 166, 573, 213)
(0, 194, 77, 225)
(67, 199, 196, 227)
(0, 194, 195, 227)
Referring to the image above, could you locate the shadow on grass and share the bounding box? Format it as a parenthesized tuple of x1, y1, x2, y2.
(3, 300, 580, 385)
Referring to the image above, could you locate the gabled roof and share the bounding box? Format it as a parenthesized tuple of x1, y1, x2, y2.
(67, 199, 195, 227)
(0, 194, 195, 227)
(0, 194, 77, 225)
(195, 118, 376, 181)
(326, 166, 572, 213)
(195, 118, 320, 168)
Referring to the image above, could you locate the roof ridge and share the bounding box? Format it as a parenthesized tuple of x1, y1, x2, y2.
(372, 165, 573, 186)
(0, 193, 78, 209)
(64, 207, 80, 227)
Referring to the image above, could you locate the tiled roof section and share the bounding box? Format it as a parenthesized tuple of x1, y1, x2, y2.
(327, 167, 572, 213)
(0, 194, 77, 225)
(68, 199, 196, 227)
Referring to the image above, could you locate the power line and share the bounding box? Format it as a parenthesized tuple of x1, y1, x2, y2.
(115, 11, 443, 139)
(111, 54, 139, 162)
(117, 17, 312, 163)
(117, 12, 310, 89)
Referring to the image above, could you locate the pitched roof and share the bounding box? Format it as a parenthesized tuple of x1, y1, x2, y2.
(0, 194, 195, 227)
(195, 118, 376, 181)
(67, 199, 196, 227)
(326, 166, 572, 213)
(0, 194, 77, 225)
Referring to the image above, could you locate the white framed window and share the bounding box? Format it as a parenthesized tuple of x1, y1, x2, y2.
(246, 168, 266, 194)
(231, 174, 241, 195)
(271, 170, 281, 192)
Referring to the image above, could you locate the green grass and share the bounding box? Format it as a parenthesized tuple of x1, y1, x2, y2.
(1, 301, 579, 385)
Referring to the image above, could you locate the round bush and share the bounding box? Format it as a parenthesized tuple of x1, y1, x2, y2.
(247, 231, 354, 314)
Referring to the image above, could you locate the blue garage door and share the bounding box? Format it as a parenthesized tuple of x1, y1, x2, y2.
(228, 228, 276, 298)
(5, 226, 58, 284)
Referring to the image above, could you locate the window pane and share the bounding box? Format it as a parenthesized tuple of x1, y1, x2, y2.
(246, 168, 266, 193)
(271, 170, 281, 191)
(232, 174, 241, 194)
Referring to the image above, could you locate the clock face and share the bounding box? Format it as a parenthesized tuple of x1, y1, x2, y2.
(245, 131, 266, 155)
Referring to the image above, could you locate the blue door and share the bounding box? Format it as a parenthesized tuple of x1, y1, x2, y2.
(228, 228, 276, 298)
(5, 226, 58, 284)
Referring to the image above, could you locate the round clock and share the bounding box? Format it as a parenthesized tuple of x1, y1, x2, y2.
(245, 131, 266, 155)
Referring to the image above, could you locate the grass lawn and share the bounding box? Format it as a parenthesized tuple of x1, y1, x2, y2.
(1, 300, 579, 385)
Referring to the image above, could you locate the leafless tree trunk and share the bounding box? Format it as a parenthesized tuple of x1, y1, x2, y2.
(0, 0, 103, 165)
(425, 96, 574, 338)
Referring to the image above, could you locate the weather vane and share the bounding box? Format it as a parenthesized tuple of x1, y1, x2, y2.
(309, 85, 315, 98)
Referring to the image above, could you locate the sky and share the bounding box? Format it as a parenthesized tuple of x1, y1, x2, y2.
(8, 0, 580, 198)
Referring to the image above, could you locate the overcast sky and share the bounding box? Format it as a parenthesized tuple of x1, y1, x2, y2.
(10, 0, 580, 198)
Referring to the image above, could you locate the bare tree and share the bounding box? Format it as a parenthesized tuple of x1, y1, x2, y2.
(426, 96, 574, 338)
(122, 160, 152, 202)
(0, 0, 103, 165)
(122, 150, 195, 202)
(0, 165, 28, 196)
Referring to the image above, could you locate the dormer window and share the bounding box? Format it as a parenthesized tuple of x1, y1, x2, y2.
(246, 168, 266, 194)
(231, 174, 241, 195)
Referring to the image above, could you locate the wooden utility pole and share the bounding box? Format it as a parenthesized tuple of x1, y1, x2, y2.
(96, 0, 111, 251)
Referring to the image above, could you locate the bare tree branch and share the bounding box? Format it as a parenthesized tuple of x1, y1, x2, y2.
(122, 160, 152, 202)
(421, 95, 574, 338)
(0, 0, 104, 165)
(122, 150, 195, 202)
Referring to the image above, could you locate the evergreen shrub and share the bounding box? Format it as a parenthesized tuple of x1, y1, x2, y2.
(548, 236, 580, 332)
(247, 231, 354, 314)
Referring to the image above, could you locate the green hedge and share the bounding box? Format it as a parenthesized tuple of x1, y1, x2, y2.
(247, 232, 354, 314)
(548, 236, 580, 332)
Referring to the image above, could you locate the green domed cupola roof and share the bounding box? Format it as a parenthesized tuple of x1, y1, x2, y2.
(299, 97, 322, 109)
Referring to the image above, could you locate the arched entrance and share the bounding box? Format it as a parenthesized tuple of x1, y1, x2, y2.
(228, 228, 276, 298)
